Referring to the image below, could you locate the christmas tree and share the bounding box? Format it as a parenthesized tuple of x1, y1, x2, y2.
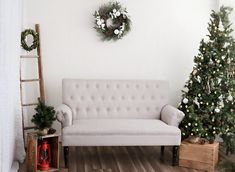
(179, 6, 235, 152)
(31, 98, 56, 130)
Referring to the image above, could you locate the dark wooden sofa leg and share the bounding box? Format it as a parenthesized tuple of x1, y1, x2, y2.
(161, 146, 165, 155)
(172, 146, 179, 166)
(64, 146, 69, 168)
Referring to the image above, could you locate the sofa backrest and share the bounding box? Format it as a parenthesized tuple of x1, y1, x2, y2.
(62, 79, 169, 120)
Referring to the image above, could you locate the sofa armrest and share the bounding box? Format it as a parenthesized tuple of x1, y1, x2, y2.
(55, 104, 72, 127)
(160, 105, 185, 127)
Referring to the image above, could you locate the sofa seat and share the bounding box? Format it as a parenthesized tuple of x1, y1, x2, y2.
(64, 119, 180, 136)
(62, 119, 181, 146)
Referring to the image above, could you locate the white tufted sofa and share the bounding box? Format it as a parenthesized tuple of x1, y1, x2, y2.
(56, 79, 185, 166)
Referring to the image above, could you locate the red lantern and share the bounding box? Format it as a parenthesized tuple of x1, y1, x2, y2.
(37, 140, 51, 171)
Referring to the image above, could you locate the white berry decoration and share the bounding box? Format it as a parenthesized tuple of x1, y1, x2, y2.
(183, 98, 189, 104)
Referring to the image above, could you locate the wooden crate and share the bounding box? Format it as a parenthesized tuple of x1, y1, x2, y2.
(27, 133, 59, 172)
(179, 140, 219, 172)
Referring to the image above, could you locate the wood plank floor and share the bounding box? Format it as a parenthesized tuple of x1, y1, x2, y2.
(19, 146, 222, 172)
(67, 146, 199, 172)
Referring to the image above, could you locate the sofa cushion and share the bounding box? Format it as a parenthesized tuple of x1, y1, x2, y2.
(63, 119, 180, 136)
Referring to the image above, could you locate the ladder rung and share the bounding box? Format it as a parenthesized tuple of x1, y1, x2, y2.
(22, 103, 38, 106)
(21, 79, 40, 82)
(24, 126, 36, 130)
(20, 55, 39, 58)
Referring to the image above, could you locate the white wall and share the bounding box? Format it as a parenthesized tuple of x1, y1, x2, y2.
(23, 0, 218, 127)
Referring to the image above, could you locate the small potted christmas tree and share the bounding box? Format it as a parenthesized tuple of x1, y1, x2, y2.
(31, 98, 56, 135)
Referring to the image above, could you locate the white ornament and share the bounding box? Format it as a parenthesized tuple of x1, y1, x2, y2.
(215, 108, 220, 113)
(97, 20, 102, 26)
(114, 29, 120, 35)
(227, 95, 233, 101)
(113, 9, 117, 13)
(116, 11, 121, 16)
(183, 98, 189, 104)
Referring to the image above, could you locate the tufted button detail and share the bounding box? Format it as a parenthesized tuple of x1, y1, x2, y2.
(106, 84, 110, 88)
(136, 85, 140, 89)
(146, 107, 150, 111)
(151, 96, 155, 100)
(106, 107, 110, 112)
(80, 96, 84, 100)
(117, 107, 120, 111)
(116, 84, 120, 89)
(96, 107, 100, 112)
(136, 107, 140, 112)
(126, 107, 130, 111)
(70, 96, 74, 99)
(76, 84, 79, 88)
(155, 107, 159, 111)
(86, 84, 89, 88)
(111, 96, 115, 100)
(126, 84, 129, 88)
(86, 107, 90, 112)
(101, 96, 105, 100)
(131, 96, 135, 100)
(96, 84, 100, 88)
(91, 96, 95, 100)
(122, 96, 125, 100)
(76, 108, 79, 112)
(160, 96, 164, 99)
(156, 85, 159, 88)
(145, 84, 149, 88)
(142, 95, 145, 100)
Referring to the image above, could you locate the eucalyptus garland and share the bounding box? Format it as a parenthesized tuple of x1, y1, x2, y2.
(21, 29, 39, 51)
(94, 1, 131, 41)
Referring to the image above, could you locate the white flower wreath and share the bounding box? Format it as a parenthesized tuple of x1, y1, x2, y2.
(94, 1, 131, 41)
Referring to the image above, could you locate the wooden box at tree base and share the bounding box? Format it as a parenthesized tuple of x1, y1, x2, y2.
(179, 140, 219, 172)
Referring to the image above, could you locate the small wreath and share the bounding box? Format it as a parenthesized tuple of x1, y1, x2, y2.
(94, 1, 131, 41)
(21, 29, 39, 51)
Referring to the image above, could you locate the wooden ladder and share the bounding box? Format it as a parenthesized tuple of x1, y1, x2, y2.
(20, 24, 45, 143)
